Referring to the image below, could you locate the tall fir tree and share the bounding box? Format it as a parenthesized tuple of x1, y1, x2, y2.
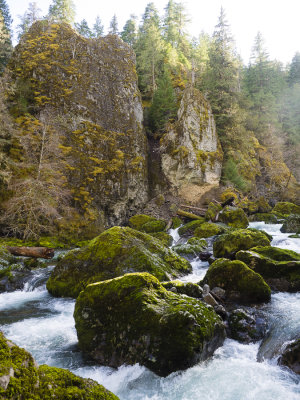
(121, 14, 137, 47)
(93, 16, 104, 37)
(75, 19, 93, 37)
(0, 9, 11, 74)
(109, 14, 119, 35)
(288, 52, 300, 86)
(0, 0, 12, 31)
(48, 0, 75, 25)
(17, 2, 41, 39)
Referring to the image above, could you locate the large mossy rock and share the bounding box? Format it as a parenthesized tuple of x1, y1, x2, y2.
(128, 215, 167, 233)
(202, 259, 271, 304)
(280, 214, 300, 233)
(236, 246, 300, 292)
(249, 213, 279, 223)
(172, 238, 207, 259)
(213, 229, 271, 259)
(74, 273, 225, 377)
(178, 219, 205, 236)
(47, 227, 191, 298)
(218, 206, 249, 228)
(272, 202, 300, 218)
(278, 338, 300, 375)
(0, 331, 119, 399)
(194, 222, 225, 238)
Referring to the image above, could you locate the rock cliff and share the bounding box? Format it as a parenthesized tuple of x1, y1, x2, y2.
(160, 87, 223, 200)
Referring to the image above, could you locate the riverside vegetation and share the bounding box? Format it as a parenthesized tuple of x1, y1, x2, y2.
(0, 0, 300, 398)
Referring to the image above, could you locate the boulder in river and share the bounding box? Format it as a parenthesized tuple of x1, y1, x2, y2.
(218, 206, 249, 228)
(278, 338, 300, 375)
(280, 214, 300, 233)
(74, 272, 225, 377)
(0, 331, 119, 399)
(194, 222, 226, 238)
(228, 308, 267, 343)
(236, 246, 300, 292)
(47, 226, 191, 298)
(213, 229, 271, 259)
(201, 258, 271, 304)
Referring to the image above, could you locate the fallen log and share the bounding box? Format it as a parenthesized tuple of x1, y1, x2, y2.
(177, 209, 205, 220)
(7, 246, 55, 259)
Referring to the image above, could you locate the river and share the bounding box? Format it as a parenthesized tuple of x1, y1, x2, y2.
(0, 222, 299, 400)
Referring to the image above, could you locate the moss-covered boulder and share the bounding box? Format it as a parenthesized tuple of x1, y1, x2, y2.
(0, 331, 119, 399)
(128, 214, 166, 233)
(201, 259, 271, 304)
(228, 309, 267, 343)
(194, 222, 226, 238)
(74, 273, 225, 377)
(238, 197, 271, 215)
(161, 280, 203, 298)
(280, 214, 300, 233)
(205, 202, 222, 221)
(150, 232, 173, 247)
(278, 338, 300, 375)
(213, 229, 271, 259)
(218, 206, 249, 228)
(178, 219, 205, 236)
(272, 202, 300, 217)
(47, 227, 191, 298)
(236, 247, 300, 292)
(249, 213, 279, 223)
(172, 238, 206, 259)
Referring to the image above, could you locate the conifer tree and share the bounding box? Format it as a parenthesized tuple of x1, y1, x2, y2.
(109, 14, 119, 35)
(288, 52, 300, 86)
(0, 9, 11, 74)
(48, 0, 75, 25)
(93, 16, 104, 37)
(0, 0, 11, 31)
(75, 19, 93, 37)
(17, 2, 41, 39)
(121, 14, 137, 47)
(148, 68, 177, 133)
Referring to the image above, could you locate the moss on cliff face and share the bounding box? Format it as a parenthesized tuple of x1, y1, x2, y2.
(74, 272, 225, 377)
(0, 331, 119, 399)
(47, 226, 192, 298)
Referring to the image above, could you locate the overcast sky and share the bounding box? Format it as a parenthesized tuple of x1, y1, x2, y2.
(6, 0, 300, 65)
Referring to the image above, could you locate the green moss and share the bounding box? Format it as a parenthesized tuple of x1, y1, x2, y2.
(150, 232, 173, 247)
(218, 206, 249, 228)
(173, 238, 206, 258)
(141, 219, 167, 233)
(178, 219, 205, 236)
(47, 226, 192, 298)
(213, 229, 271, 259)
(0, 331, 119, 399)
(272, 202, 300, 216)
(172, 217, 182, 229)
(249, 213, 278, 223)
(205, 202, 222, 222)
(194, 222, 226, 238)
(74, 272, 225, 377)
(177, 210, 204, 221)
(161, 280, 203, 298)
(236, 247, 300, 291)
(281, 214, 300, 233)
(202, 258, 271, 304)
(129, 214, 157, 230)
(220, 189, 239, 204)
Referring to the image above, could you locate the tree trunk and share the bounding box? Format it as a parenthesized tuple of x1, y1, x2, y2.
(7, 246, 55, 259)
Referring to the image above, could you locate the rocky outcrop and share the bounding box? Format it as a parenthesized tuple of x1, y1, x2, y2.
(236, 246, 300, 292)
(74, 272, 225, 377)
(47, 226, 191, 298)
(160, 87, 223, 197)
(0, 331, 119, 399)
(213, 229, 271, 259)
(8, 22, 148, 232)
(201, 259, 271, 304)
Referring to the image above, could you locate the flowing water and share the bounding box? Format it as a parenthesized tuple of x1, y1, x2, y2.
(0, 223, 300, 399)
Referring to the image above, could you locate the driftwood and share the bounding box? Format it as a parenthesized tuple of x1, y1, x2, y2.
(180, 204, 208, 212)
(7, 246, 55, 259)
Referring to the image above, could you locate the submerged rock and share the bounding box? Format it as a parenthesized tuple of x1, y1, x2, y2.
(236, 246, 300, 292)
(0, 331, 119, 399)
(278, 339, 300, 375)
(202, 259, 271, 304)
(47, 226, 191, 298)
(74, 272, 225, 377)
(213, 229, 271, 259)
